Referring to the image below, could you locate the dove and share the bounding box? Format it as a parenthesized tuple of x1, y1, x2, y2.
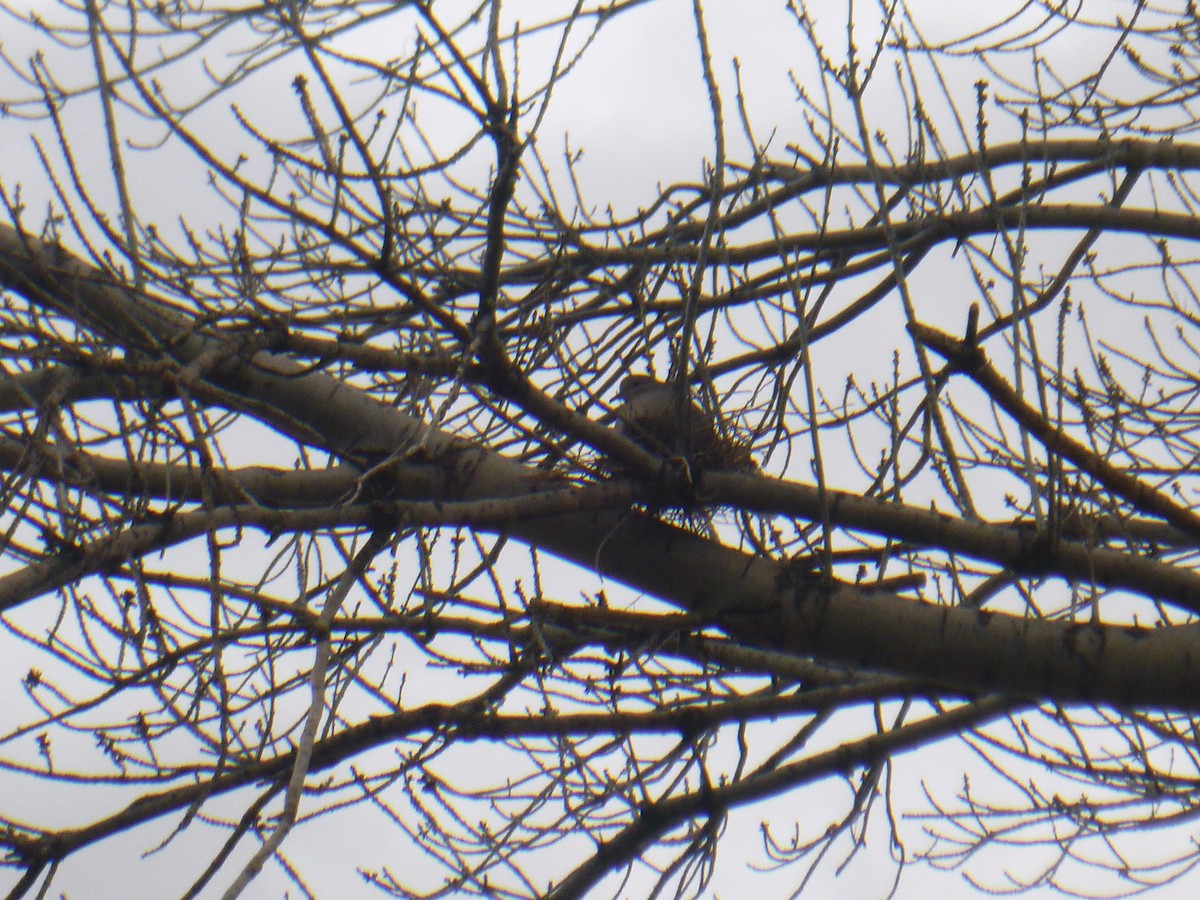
(614, 374, 750, 468)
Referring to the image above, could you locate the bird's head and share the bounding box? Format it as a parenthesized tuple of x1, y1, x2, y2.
(617, 373, 662, 401)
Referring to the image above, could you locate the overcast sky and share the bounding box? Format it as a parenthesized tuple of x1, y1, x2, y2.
(0, 1, 1180, 897)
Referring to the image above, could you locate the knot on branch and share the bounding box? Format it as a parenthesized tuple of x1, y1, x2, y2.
(908, 303, 984, 372)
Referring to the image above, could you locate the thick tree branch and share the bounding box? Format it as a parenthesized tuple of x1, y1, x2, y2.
(1, 220, 1199, 714)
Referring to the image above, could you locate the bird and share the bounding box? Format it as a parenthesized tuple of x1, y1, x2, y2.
(613, 374, 750, 469)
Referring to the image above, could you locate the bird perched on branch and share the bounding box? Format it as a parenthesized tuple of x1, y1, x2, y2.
(613, 374, 752, 470)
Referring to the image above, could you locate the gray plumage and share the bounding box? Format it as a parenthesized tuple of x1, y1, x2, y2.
(614, 374, 749, 468)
